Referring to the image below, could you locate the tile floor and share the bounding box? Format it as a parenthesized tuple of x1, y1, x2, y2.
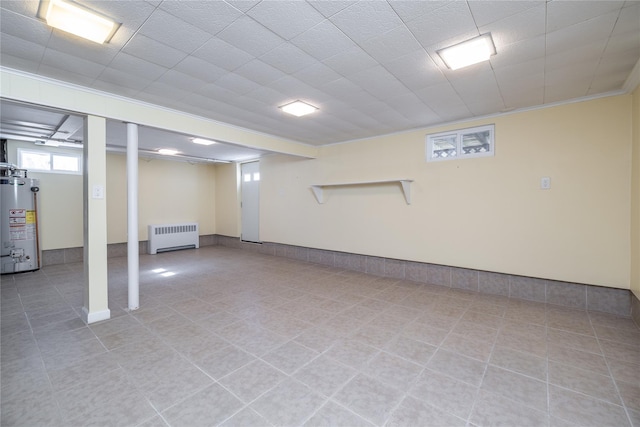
(1, 246, 639, 427)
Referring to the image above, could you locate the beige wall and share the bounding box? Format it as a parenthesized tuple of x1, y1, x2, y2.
(6, 141, 217, 249)
(214, 163, 241, 237)
(261, 95, 633, 289)
(106, 154, 216, 242)
(631, 85, 640, 299)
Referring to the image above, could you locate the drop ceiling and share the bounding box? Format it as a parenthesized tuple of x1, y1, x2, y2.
(1, 0, 639, 159)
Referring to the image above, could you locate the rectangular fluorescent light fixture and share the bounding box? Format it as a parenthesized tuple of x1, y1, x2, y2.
(158, 149, 178, 156)
(279, 100, 318, 117)
(39, 0, 119, 44)
(438, 33, 496, 70)
(192, 138, 217, 146)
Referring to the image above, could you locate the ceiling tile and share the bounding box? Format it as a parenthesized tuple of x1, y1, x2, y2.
(36, 63, 96, 87)
(199, 83, 240, 103)
(308, 1, 357, 18)
(138, 82, 190, 105)
(383, 50, 448, 91)
(469, 1, 543, 27)
(44, 33, 120, 66)
(322, 46, 378, 77)
(41, 48, 105, 79)
(267, 75, 318, 98)
(1, 0, 638, 148)
(384, 92, 438, 123)
(0, 0, 38, 16)
(330, 1, 404, 44)
(234, 60, 286, 86)
(449, 70, 502, 102)
(545, 40, 608, 71)
(138, 9, 212, 53)
(93, 68, 149, 93)
(502, 86, 544, 110)
(545, 60, 600, 86)
(489, 35, 546, 69)
(0, 33, 45, 63)
(108, 52, 168, 82)
(416, 83, 472, 120)
(192, 38, 254, 71)
(247, 1, 325, 40)
(612, 2, 640, 35)
(360, 26, 423, 64)
(0, 9, 51, 45)
(388, 1, 452, 23)
(217, 15, 284, 57)
(293, 62, 343, 88)
(259, 44, 318, 74)
(225, 1, 260, 13)
(172, 56, 228, 83)
(123, 34, 188, 68)
(320, 77, 368, 102)
(245, 86, 287, 106)
(479, 4, 546, 47)
(407, 1, 477, 49)
(159, 0, 243, 35)
(155, 69, 207, 93)
(546, 0, 625, 32)
(588, 72, 629, 94)
(494, 59, 545, 86)
(544, 79, 591, 104)
(291, 20, 358, 62)
(0, 54, 40, 74)
(351, 66, 410, 101)
(214, 73, 262, 95)
(546, 11, 618, 55)
(596, 50, 640, 76)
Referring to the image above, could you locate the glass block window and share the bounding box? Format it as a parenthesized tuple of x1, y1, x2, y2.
(427, 124, 495, 162)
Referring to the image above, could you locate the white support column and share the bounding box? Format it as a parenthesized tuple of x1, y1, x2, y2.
(82, 115, 110, 324)
(127, 123, 139, 311)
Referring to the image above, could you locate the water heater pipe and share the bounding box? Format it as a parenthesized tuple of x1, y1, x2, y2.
(127, 123, 139, 310)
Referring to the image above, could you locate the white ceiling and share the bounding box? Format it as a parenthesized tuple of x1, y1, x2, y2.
(1, 0, 639, 159)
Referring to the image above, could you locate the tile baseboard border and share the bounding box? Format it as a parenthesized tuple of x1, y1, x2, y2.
(40, 235, 633, 319)
(218, 237, 633, 318)
(632, 292, 640, 328)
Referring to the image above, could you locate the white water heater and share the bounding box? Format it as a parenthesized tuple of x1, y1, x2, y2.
(1, 164, 41, 274)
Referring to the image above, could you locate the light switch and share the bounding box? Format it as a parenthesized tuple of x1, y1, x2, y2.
(540, 177, 551, 190)
(92, 185, 105, 199)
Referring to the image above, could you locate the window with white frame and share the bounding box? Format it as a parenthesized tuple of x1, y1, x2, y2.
(426, 124, 495, 162)
(17, 148, 82, 174)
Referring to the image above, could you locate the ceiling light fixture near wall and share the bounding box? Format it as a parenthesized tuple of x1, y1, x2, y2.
(279, 100, 318, 117)
(38, 0, 120, 44)
(191, 138, 217, 146)
(437, 33, 496, 70)
(158, 149, 178, 156)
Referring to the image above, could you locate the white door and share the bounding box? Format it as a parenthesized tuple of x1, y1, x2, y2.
(241, 161, 260, 243)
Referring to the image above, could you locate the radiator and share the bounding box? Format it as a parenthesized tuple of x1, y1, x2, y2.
(148, 223, 199, 254)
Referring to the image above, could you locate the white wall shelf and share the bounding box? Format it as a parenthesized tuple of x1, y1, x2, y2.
(310, 179, 414, 205)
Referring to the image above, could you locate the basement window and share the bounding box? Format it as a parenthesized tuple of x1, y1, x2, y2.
(17, 148, 82, 175)
(426, 124, 494, 162)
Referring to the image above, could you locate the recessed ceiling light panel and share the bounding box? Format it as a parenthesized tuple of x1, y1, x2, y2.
(437, 33, 496, 70)
(38, 0, 120, 44)
(158, 149, 178, 156)
(279, 100, 318, 117)
(192, 138, 217, 146)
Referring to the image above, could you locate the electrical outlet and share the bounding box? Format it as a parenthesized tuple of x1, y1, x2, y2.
(92, 185, 105, 199)
(540, 177, 551, 190)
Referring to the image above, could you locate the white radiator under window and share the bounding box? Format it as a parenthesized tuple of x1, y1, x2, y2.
(148, 223, 199, 254)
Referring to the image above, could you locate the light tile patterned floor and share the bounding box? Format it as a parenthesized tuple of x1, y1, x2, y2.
(1, 246, 639, 427)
